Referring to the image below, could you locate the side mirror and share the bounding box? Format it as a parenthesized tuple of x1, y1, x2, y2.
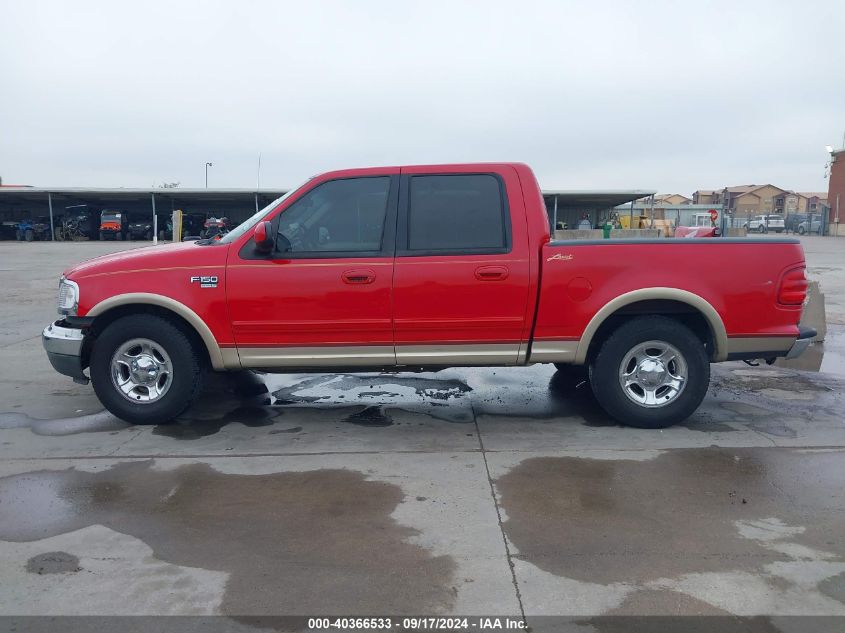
(253, 221, 274, 254)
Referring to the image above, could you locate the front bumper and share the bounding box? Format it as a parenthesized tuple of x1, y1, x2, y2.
(42, 321, 89, 384)
(785, 326, 817, 360)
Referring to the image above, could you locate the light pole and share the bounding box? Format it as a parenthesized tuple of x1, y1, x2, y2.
(205, 162, 213, 188)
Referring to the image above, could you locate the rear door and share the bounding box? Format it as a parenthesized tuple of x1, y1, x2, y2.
(392, 165, 531, 365)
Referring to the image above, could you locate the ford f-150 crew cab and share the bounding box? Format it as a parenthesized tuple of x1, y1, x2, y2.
(43, 163, 815, 428)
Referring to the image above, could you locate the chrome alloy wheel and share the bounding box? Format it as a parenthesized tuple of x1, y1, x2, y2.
(110, 338, 173, 404)
(618, 340, 688, 408)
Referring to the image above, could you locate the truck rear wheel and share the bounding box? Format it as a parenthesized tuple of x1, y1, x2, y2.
(589, 316, 709, 428)
(90, 315, 205, 424)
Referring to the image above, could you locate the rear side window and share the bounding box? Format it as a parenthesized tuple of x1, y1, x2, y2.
(407, 174, 509, 253)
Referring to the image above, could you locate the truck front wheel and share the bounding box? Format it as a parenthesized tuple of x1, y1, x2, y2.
(90, 315, 204, 424)
(589, 316, 709, 428)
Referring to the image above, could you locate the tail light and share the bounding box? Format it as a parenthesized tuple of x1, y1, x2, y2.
(778, 266, 808, 305)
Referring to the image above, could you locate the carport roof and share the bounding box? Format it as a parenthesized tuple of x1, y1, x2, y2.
(543, 190, 656, 207)
(0, 186, 288, 201)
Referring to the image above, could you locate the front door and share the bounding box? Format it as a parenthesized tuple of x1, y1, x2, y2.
(226, 173, 398, 367)
(391, 166, 531, 365)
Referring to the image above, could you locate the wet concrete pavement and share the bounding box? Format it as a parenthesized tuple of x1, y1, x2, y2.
(2, 239, 845, 626)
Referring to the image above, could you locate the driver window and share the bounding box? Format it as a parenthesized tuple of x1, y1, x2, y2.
(277, 177, 390, 255)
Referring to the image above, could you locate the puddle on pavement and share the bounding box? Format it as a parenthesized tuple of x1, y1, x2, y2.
(155, 405, 278, 440)
(26, 551, 81, 574)
(342, 406, 394, 427)
(0, 461, 456, 615)
(496, 448, 845, 586)
(269, 373, 475, 423)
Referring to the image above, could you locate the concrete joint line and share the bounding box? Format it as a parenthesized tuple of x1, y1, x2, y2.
(472, 402, 527, 622)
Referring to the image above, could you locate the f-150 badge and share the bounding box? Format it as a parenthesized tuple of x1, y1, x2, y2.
(547, 253, 573, 262)
(190, 275, 218, 288)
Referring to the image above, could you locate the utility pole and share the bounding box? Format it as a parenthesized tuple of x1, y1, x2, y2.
(205, 162, 213, 188)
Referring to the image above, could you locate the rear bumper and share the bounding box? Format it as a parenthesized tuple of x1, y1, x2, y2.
(42, 321, 89, 384)
(785, 326, 817, 360)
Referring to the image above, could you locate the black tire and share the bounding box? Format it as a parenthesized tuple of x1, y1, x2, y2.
(146, 230, 153, 241)
(758, 225, 766, 234)
(798, 226, 806, 235)
(24, 229, 34, 242)
(552, 363, 590, 387)
(90, 315, 205, 424)
(589, 316, 710, 429)
(116, 232, 123, 241)
(15, 230, 22, 241)
(99, 231, 106, 241)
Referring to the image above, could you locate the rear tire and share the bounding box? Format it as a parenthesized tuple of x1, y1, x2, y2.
(589, 316, 710, 429)
(758, 225, 766, 234)
(798, 226, 806, 235)
(24, 229, 34, 242)
(90, 315, 205, 424)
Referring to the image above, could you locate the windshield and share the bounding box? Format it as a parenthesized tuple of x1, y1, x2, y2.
(218, 180, 311, 245)
(102, 212, 121, 221)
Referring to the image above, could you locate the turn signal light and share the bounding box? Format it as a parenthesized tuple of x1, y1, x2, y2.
(778, 267, 808, 305)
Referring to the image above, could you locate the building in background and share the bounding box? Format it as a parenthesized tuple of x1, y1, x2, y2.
(716, 184, 786, 216)
(644, 193, 692, 206)
(692, 190, 719, 205)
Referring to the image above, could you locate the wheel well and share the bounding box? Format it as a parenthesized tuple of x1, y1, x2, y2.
(83, 304, 210, 369)
(584, 300, 715, 365)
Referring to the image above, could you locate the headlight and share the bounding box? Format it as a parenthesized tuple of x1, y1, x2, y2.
(58, 277, 79, 316)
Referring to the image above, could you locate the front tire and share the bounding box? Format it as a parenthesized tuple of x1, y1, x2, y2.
(90, 315, 204, 424)
(757, 225, 766, 234)
(589, 316, 710, 428)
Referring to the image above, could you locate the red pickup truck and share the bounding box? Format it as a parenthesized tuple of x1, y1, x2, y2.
(43, 163, 814, 428)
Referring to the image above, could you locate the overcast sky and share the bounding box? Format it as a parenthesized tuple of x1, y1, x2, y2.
(1, 0, 842, 194)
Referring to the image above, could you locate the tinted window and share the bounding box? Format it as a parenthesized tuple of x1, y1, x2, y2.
(408, 174, 507, 252)
(277, 177, 390, 254)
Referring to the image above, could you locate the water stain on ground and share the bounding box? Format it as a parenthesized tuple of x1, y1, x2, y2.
(0, 410, 128, 436)
(342, 406, 394, 427)
(272, 374, 471, 402)
(496, 448, 845, 586)
(271, 374, 474, 424)
(0, 462, 456, 616)
(605, 588, 731, 616)
(26, 551, 81, 575)
(154, 406, 277, 440)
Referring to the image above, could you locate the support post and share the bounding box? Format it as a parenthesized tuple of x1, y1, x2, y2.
(255, 192, 259, 213)
(151, 193, 158, 244)
(552, 195, 558, 232)
(48, 192, 55, 241)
